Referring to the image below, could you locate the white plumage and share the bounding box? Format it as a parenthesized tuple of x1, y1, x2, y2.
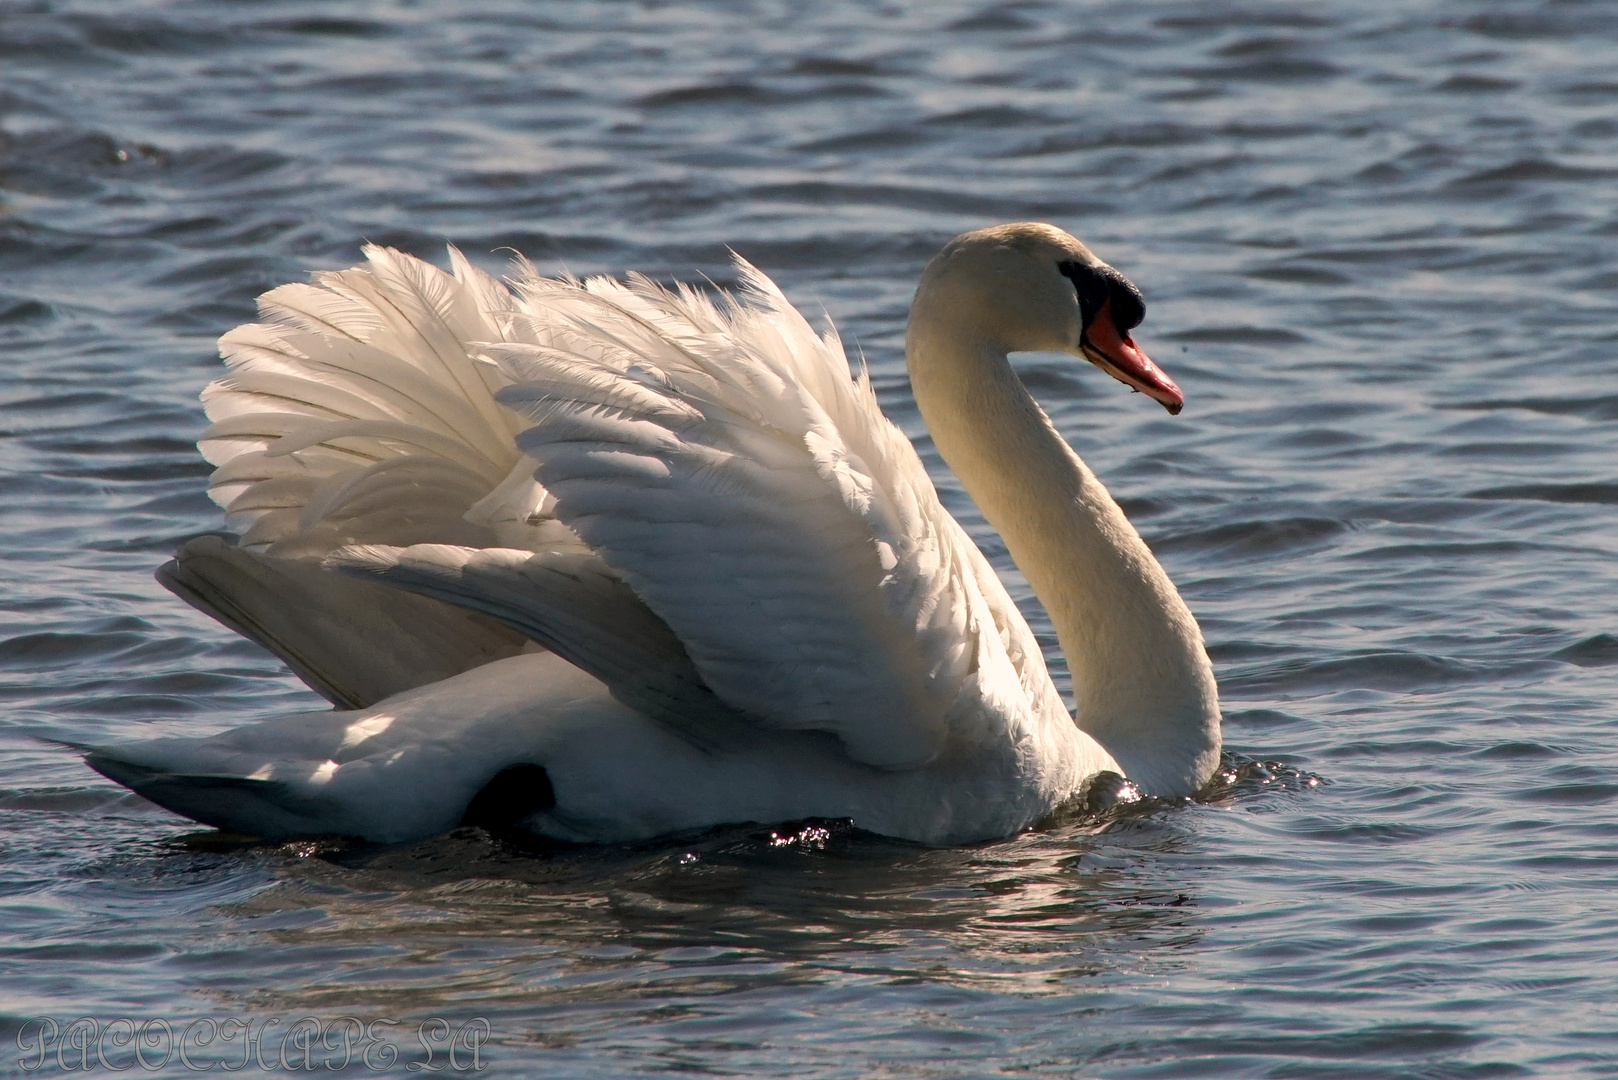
(88, 223, 1221, 845)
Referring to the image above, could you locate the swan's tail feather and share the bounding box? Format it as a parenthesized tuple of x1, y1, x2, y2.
(81, 652, 604, 843)
(160, 535, 529, 709)
(84, 751, 340, 840)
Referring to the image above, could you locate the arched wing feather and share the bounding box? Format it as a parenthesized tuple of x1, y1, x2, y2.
(198, 245, 531, 557)
(479, 258, 997, 769)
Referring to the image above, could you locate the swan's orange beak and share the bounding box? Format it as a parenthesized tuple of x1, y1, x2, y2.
(1080, 299, 1184, 415)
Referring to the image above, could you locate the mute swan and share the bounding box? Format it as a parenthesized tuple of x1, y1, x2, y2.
(86, 223, 1220, 845)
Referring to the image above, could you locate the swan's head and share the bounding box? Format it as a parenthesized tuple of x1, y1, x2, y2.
(912, 222, 1184, 414)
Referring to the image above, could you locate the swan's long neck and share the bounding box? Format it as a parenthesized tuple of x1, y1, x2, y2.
(906, 311, 1220, 795)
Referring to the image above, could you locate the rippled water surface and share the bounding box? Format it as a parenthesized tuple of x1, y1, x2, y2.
(4, 0, 1618, 1075)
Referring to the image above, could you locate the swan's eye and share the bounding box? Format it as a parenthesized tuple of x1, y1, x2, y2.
(1058, 260, 1146, 334)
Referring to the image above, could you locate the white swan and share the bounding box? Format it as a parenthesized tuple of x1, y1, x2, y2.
(86, 223, 1220, 845)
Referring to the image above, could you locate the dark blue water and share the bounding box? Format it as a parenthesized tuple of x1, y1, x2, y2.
(4, 1, 1618, 1075)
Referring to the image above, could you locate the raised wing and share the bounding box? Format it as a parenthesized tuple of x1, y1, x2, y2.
(191, 244, 1059, 771)
(470, 257, 1036, 769)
